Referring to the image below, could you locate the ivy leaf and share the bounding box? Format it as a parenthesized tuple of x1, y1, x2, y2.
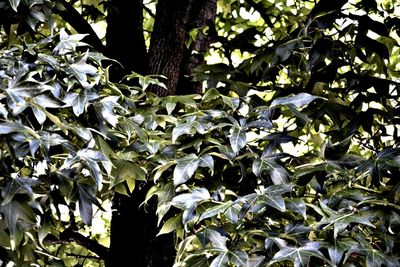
(285, 198, 307, 219)
(165, 97, 177, 114)
(111, 160, 146, 193)
(63, 91, 99, 116)
(345, 244, 398, 267)
(207, 229, 227, 249)
(230, 251, 248, 266)
(95, 96, 120, 127)
(247, 254, 265, 267)
(0, 200, 35, 238)
(322, 238, 358, 265)
(210, 252, 229, 267)
(172, 122, 194, 143)
(1, 177, 38, 205)
(230, 126, 246, 153)
(198, 202, 232, 222)
(8, 0, 21, 11)
(239, 184, 292, 219)
(171, 188, 210, 210)
(199, 154, 214, 174)
(77, 149, 108, 188)
(157, 214, 181, 236)
(224, 204, 240, 224)
(252, 157, 270, 177)
(76, 184, 100, 225)
(0, 121, 24, 134)
(149, 182, 175, 225)
(173, 154, 199, 185)
(319, 202, 375, 238)
(270, 165, 289, 185)
(171, 188, 210, 224)
(268, 242, 332, 267)
(271, 93, 325, 108)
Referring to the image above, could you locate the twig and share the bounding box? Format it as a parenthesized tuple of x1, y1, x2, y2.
(44, 228, 109, 260)
(54, 0, 106, 53)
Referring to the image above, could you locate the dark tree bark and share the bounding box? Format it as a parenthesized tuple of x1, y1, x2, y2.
(54, 1, 217, 266)
(176, 0, 217, 95)
(147, 0, 193, 96)
(107, 1, 217, 266)
(106, 0, 148, 79)
(107, 184, 175, 267)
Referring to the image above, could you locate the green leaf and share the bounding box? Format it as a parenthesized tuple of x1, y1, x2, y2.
(345, 244, 398, 267)
(230, 127, 246, 153)
(224, 204, 240, 224)
(171, 188, 210, 210)
(285, 198, 307, 219)
(8, 0, 21, 11)
(247, 254, 265, 267)
(198, 202, 231, 222)
(0, 122, 24, 134)
(172, 122, 194, 143)
(1, 177, 38, 205)
(268, 242, 332, 267)
(239, 186, 289, 219)
(77, 149, 107, 188)
(173, 154, 200, 185)
(221, 95, 240, 110)
(230, 251, 248, 266)
(0, 200, 35, 238)
(75, 184, 103, 225)
(150, 182, 175, 225)
(252, 157, 270, 177)
(165, 97, 177, 114)
(202, 88, 221, 102)
(208, 229, 227, 249)
(319, 202, 375, 238)
(322, 238, 358, 265)
(210, 252, 229, 267)
(199, 154, 214, 174)
(111, 160, 147, 192)
(270, 165, 289, 185)
(157, 214, 182, 236)
(271, 93, 325, 108)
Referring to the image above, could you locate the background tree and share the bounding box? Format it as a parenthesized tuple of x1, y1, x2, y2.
(1, 0, 400, 266)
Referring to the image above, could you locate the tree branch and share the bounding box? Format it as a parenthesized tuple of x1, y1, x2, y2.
(143, 4, 155, 18)
(54, 0, 106, 53)
(244, 0, 274, 28)
(45, 229, 109, 260)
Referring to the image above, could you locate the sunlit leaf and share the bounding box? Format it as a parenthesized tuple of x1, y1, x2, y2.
(268, 242, 332, 267)
(230, 126, 246, 153)
(173, 154, 199, 185)
(271, 93, 325, 108)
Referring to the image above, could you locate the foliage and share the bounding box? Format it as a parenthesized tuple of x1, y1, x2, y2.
(1, 0, 400, 266)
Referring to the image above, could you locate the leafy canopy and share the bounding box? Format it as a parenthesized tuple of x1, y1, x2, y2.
(1, 0, 400, 266)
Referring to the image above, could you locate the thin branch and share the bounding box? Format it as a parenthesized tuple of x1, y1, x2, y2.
(143, 4, 155, 18)
(66, 252, 101, 260)
(45, 229, 109, 260)
(244, 0, 274, 28)
(54, 0, 106, 53)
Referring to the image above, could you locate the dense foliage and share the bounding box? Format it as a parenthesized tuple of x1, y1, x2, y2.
(1, 0, 400, 266)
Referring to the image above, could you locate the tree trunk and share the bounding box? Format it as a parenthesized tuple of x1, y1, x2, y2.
(107, 183, 175, 267)
(148, 0, 193, 96)
(176, 0, 217, 95)
(106, 1, 217, 266)
(106, 0, 148, 79)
